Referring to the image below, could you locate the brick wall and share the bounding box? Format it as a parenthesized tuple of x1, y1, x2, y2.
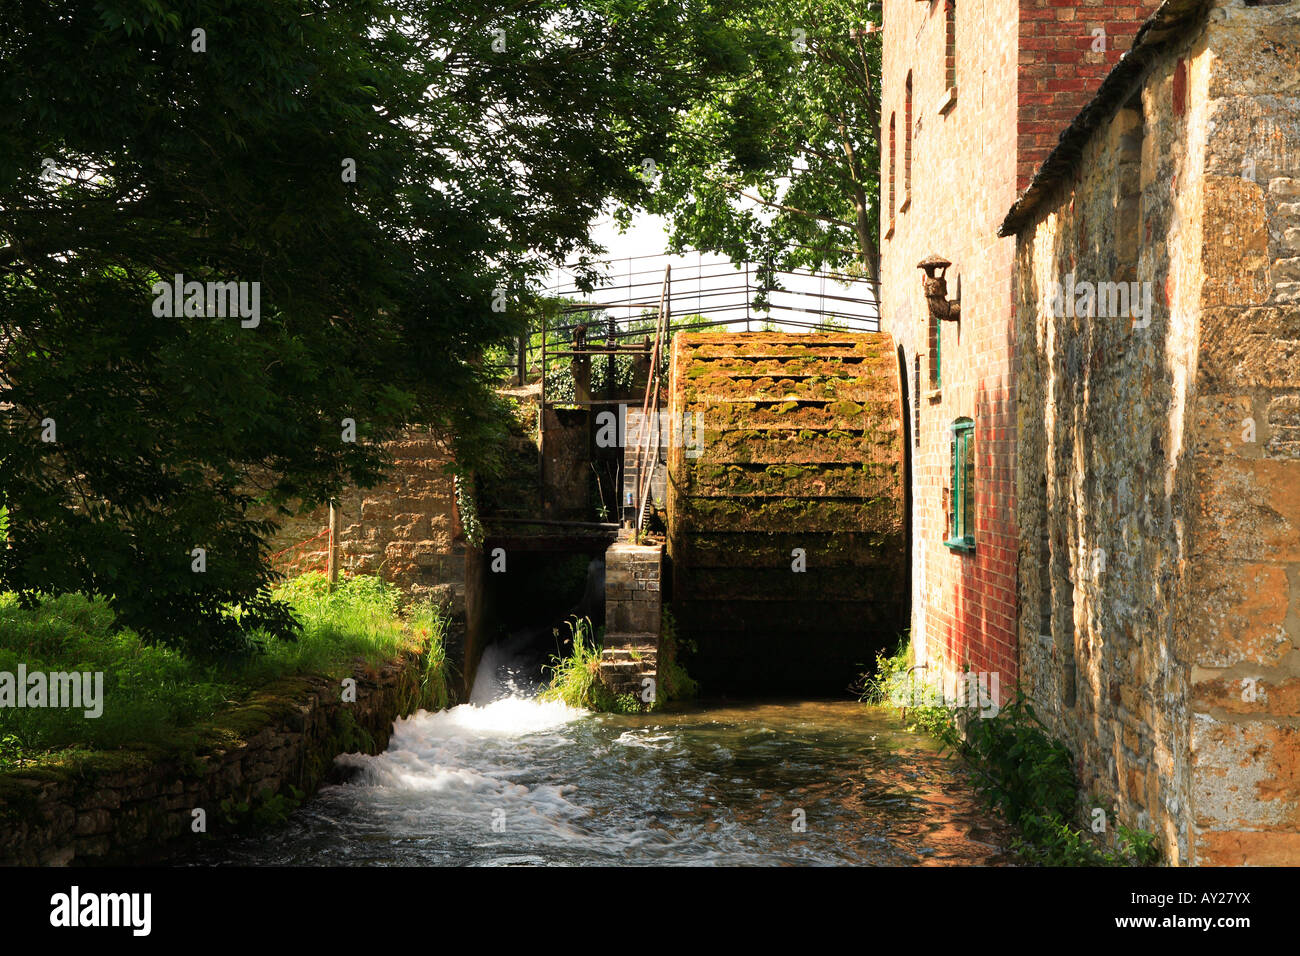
(1017, 0, 1164, 190)
(880, 0, 1165, 700)
(880, 0, 1021, 694)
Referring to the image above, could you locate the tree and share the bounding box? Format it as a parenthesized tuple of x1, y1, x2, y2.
(635, 0, 883, 303)
(0, 0, 750, 655)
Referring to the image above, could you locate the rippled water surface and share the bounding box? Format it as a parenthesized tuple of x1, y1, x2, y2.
(191, 649, 1010, 866)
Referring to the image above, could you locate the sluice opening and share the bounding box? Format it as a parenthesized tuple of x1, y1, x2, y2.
(467, 544, 607, 700)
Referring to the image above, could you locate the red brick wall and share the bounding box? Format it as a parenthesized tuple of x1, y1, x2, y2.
(1017, 0, 1164, 190)
(881, 0, 1021, 696)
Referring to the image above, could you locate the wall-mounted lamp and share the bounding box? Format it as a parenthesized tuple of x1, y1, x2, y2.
(917, 254, 961, 323)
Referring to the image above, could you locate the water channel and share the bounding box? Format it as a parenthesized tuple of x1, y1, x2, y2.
(192, 641, 1010, 866)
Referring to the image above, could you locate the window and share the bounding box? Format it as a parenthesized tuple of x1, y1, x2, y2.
(945, 0, 956, 92)
(928, 308, 941, 388)
(903, 73, 913, 205)
(946, 418, 974, 551)
(888, 112, 896, 234)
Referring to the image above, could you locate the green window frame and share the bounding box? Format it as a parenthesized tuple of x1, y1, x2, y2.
(928, 312, 941, 389)
(946, 417, 975, 552)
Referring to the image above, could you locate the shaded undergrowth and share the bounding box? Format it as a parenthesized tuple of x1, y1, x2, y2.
(862, 636, 1161, 867)
(0, 571, 447, 768)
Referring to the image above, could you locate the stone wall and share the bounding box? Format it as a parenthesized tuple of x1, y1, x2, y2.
(1180, 0, 1300, 865)
(541, 407, 591, 521)
(1009, 0, 1300, 865)
(0, 647, 434, 865)
(264, 425, 467, 614)
(600, 541, 663, 698)
(605, 541, 662, 637)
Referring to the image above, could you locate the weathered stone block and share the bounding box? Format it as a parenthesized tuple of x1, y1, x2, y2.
(1191, 671, 1300, 716)
(1194, 830, 1300, 866)
(1192, 459, 1300, 565)
(1197, 307, 1300, 391)
(1183, 561, 1292, 667)
(1193, 395, 1259, 458)
(1201, 176, 1271, 307)
(1192, 716, 1300, 830)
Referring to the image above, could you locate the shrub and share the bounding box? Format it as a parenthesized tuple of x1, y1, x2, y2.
(539, 617, 610, 711)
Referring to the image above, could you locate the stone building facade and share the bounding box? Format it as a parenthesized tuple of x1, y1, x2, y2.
(879, 0, 1159, 697)
(1002, 0, 1300, 865)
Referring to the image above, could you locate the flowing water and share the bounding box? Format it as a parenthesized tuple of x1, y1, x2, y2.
(191, 640, 1011, 866)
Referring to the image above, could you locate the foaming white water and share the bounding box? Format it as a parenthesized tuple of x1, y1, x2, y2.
(419, 695, 585, 736)
(193, 692, 998, 866)
(469, 630, 556, 704)
(614, 729, 674, 750)
(331, 634, 588, 829)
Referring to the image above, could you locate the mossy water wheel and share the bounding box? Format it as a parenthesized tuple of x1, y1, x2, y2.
(666, 332, 906, 694)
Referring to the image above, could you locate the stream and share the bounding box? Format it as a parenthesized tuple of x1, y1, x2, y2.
(189, 640, 1011, 866)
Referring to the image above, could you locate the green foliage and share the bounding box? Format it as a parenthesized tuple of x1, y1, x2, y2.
(858, 635, 910, 704)
(940, 694, 1159, 865)
(0, 591, 234, 756)
(220, 785, 305, 831)
(658, 608, 699, 703)
(407, 599, 451, 713)
(1011, 814, 1121, 866)
(0, 572, 447, 762)
(1119, 823, 1163, 866)
(639, 0, 884, 297)
(1010, 812, 1161, 867)
(331, 710, 376, 755)
(0, 0, 757, 656)
(0, 733, 26, 771)
(541, 612, 697, 714)
(539, 617, 610, 711)
(859, 634, 952, 737)
(252, 786, 305, 829)
(863, 641, 1161, 866)
(453, 476, 485, 549)
(946, 693, 1077, 826)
